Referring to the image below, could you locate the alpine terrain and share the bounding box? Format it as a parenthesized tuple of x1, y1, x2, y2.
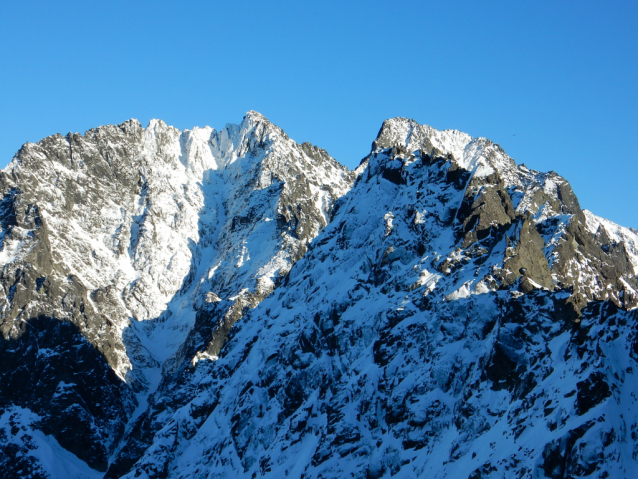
(1, 112, 637, 478)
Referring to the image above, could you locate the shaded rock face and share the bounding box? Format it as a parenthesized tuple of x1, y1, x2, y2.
(0, 316, 135, 473)
(1, 114, 638, 478)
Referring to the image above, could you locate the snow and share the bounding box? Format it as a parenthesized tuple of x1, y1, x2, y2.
(445, 281, 473, 300)
(0, 227, 30, 265)
(190, 350, 219, 366)
(0, 407, 103, 479)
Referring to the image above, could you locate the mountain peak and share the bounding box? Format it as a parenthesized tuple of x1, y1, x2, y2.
(373, 116, 434, 151)
(236, 110, 280, 139)
(244, 110, 268, 122)
(366, 118, 515, 182)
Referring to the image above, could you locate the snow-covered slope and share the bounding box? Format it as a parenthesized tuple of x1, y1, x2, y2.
(115, 118, 638, 478)
(0, 112, 354, 475)
(1, 114, 637, 478)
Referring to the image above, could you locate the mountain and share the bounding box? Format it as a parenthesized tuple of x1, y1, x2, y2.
(1, 113, 637, 478)
(0, 112, 353, 476)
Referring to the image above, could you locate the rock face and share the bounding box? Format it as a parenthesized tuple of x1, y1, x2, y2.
(1, 114, 637, 478)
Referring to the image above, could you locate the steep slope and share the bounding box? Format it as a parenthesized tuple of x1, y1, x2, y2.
(583, 209, 638, 274)
(0, 112, 354, 476)
(119, 118, 638, 478)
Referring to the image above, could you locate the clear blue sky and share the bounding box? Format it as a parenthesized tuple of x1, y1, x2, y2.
(1, 1, 636, 227)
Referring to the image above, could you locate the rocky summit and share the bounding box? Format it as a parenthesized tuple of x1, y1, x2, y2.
(0, 112, 637, 478)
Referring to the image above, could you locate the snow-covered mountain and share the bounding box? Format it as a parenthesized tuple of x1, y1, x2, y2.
(1, 113, 637, 478)
(0, 112, 353, 475)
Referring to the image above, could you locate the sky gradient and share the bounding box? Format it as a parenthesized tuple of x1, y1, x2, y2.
(1, 1, 636, 227)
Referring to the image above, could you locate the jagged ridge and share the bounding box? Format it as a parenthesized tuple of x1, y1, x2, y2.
(0, 114, 637, 478)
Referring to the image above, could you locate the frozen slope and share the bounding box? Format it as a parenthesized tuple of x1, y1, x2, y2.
(118, 118, 638, 478)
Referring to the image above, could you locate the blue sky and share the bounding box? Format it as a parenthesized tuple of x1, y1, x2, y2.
(1, 1, 636, 227)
